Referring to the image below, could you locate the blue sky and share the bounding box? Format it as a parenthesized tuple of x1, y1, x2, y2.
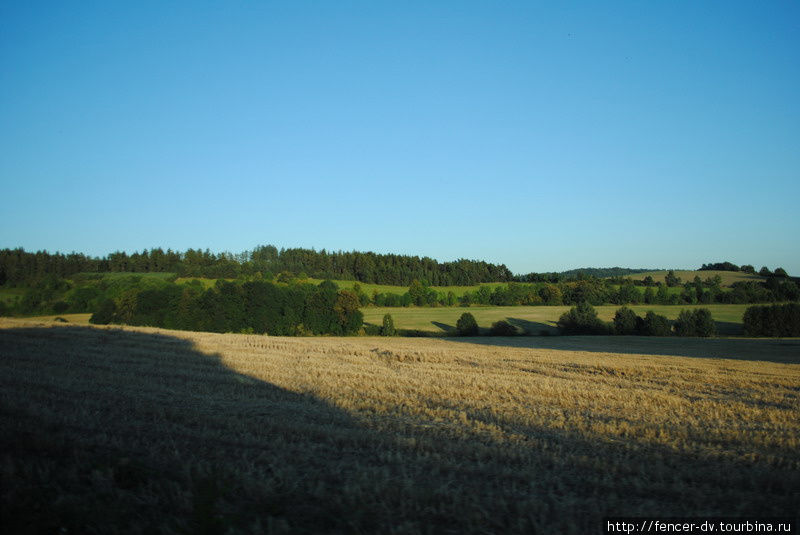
(1, 1, 798, 274)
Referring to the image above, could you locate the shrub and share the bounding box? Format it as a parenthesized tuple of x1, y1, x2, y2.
(613, 306, 639, 335)
(489, 320, 517, 336)
(90, 299, 117, 325)
(743, 303, 800, 337)
(333, 290, 363, 335)
(363, 323, 381, 336)
(665, 270, 681, 287)
(692, 309, 716, 337)
(557, 302, 609, 335)
(674, 308, 716, 337)
(641, 311, 672, 336)
(674, 310, 694, 336)
(456, 312, 479, 336)
(381, 314, 396, 336)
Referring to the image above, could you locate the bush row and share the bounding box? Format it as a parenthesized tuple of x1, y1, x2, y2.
(89, 279, 363, 336)
(557, 304, 717, 337)
(742, 303, 800, 337)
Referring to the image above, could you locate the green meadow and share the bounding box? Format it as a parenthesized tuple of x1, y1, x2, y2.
(363, 304, 752, 336)
(73, 271, 178, 281)
(0, 286, 25, 305)
(307, 278, 507, 297)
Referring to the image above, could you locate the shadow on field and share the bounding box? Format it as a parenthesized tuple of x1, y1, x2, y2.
(431, 321, 454, 333)
(506, 317, 559, 335)
(715, 320, 743, 336)
(0, 325, 373, 534)
(445, 334, 800, 363)
(1, 324, 798, 534)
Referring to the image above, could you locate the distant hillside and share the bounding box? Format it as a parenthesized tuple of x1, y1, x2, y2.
(627, 270, 765, 287)
(559, 267, 655, 279)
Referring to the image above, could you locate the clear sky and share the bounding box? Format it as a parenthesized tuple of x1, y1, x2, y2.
(1, 1, 798, 274)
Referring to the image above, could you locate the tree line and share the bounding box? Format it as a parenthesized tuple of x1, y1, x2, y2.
(366, 274, 799, 308)
(89, 278, 363, 336)
(742, 303, 800, 337)
(3, 248, 793, 289)
(0, 246, 513, 286)
(699, 261, 789, 278)
(556, 304, 717, 337)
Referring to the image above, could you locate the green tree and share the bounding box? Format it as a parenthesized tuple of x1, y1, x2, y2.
(90, 299, 117, 325)
(333, 290, 363, 335)
(381, 313, 396, 336)
(641, 311, 672, 336)
(643, 287, 655, 304)
(456, 312, 479, 336)
(351, 282, 371, 306)
(691, 308, 716, 337)
(613, 306, 639, 335)
(538, 284, 562, 305)
(665, 270, 681, 287)
(408, 279, 425, 306)
(557, 302, 608, 335)
(489, 320, 517, 336)
(655, 284, 670, 304)
(773, 267, 788, 278)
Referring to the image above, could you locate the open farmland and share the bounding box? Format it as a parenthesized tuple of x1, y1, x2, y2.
(364, 304, 752, 335)
(1, 319, 798, 534)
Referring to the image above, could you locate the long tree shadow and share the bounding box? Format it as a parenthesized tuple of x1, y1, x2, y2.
(1, 324, 797, 534)
(506, 317, 559, 335)
(431, 321, 454, 333)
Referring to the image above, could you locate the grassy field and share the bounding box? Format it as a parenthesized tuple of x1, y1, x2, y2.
(173, 276, 234, 289)
(176, 270, 758, 299)
(170, 277, 506, 296)
(364, 304, 751, 335)
(72, 271, 178, 281)
(627, 270, 764, 286)
(13, 312, 93, 324)
(1, 319, 797, 533)
(0, 286, 25, 305)
(304, 278, 510, 297)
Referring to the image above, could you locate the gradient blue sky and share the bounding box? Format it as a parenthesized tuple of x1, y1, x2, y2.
(1, 1, 798, 274)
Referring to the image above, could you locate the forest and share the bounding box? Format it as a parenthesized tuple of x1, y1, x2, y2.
(0, 246, 513, 286)
(88, 278, 363, 336)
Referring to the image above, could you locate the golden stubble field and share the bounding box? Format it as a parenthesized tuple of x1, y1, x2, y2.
(1, 318, 798, 534)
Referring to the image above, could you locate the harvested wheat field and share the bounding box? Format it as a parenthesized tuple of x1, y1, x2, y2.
(1, 318, 799, 534)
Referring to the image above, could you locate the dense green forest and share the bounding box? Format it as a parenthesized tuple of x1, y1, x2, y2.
(0, 246, 513, 286)
(3, 247, 792, 288)
(19, 274, 363, 336)
(92, 278, 363, 336)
